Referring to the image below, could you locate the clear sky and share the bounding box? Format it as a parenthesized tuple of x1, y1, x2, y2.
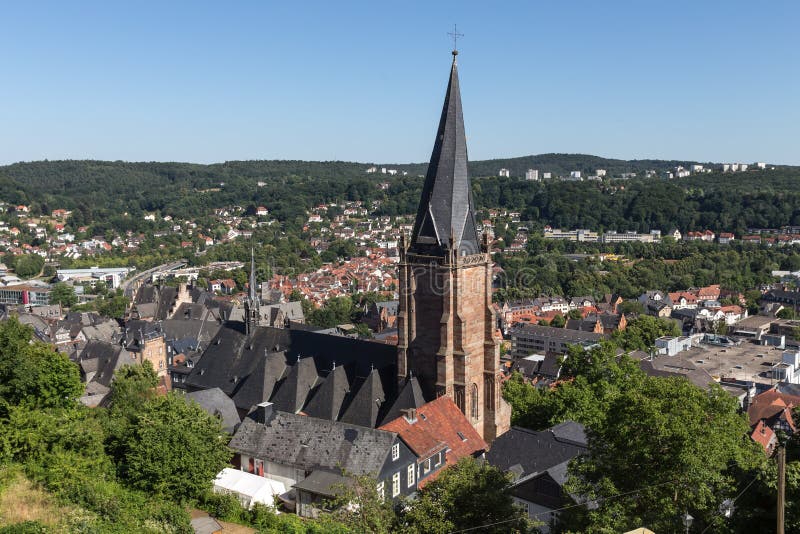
(1, 1, 798, 165)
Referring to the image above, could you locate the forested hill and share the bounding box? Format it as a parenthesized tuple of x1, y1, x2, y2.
(1, 157, 800, 236)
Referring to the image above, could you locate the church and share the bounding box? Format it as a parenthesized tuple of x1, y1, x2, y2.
(185, 50, 510, 443)
(397, 48, 511, 442)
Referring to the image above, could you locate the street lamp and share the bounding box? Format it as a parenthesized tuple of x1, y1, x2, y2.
(682, 511, 694, 534)
(720, 498, 734, 518)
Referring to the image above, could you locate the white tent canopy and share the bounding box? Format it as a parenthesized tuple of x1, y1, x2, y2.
(212, 468, 290, 510)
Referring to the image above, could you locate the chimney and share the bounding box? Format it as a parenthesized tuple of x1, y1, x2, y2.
(401, 407, 418, 424)
(253, 401, 274, 424)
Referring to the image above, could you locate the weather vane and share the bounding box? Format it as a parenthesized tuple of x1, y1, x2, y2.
(448, 24, 463, 55)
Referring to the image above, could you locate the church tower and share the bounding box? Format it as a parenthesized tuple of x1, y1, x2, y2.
(397, 50, 511, 442)
(245, 248, 261, 336)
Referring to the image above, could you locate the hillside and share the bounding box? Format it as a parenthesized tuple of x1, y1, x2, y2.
(1, 156, 800, 237)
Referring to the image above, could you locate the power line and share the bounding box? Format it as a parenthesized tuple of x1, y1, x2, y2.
(446, 479, 679, 534)
(698, 474, 761, 534)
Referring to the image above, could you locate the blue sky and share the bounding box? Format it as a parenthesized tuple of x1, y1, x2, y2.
(1, 1, 798, 165)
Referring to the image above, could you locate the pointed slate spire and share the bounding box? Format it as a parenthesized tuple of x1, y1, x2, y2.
(248, 247, 257, 303)
(410, 51, 480, 256)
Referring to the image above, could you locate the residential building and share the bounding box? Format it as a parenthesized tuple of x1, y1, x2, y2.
(499, 168, 511, 177)
(379, 396, 488, 488)
(510, 324, 606, 357)
(228, 403, 418, 517)
(718, 232, 735, 244)
(747, 388, 800, 438)
(638, 290, 673, 317)
(595, 169, 606, 177)
(525, 169, 539, 181)
(542, 172, 552, 179)
(486, 422, 588, 533)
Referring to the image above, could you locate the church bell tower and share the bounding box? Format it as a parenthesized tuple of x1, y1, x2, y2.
(397, 50, 511, 442)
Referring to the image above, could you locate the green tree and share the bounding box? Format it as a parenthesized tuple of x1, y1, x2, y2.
(12, 254, 44, 279)
(563, 376, 764, 533)
(550, 313, 566, 328)
(400, 458, 532, 534)
(613, 315, 680, 351)
(50, 282, 77, 307)
(97, 290, 130, 319)
(323, 473, 397, 533)
(121, 393, 232, 500)
(617, 300, 645, 315)
(0, 319, 82, 411)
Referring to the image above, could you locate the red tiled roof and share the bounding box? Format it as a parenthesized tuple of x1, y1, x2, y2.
(748, 389, 800, 428)
(379, 396, 488, 486)
(750, 420, 776, 453)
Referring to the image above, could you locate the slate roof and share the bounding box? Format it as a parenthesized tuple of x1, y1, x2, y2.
(339, 368, 388, 428)
(229, 408, 397, 477)
(270, 356, 323, 413)
(409, 51, 480, 256)
(381, 376, 426, 425)
(292, 470, 353, 497)
(303, 364, 356, 421)
(185, 322, 398, 422)
(186, 387, 241, 433)
(155, 286, 178, 321)
(510, 460, 572, 509)
(78, 340, 134, 387)
(486, 422, 588, 478)
(231, 351, 288, 413)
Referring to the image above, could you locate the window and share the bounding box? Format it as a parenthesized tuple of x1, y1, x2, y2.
(423, 458, 432, 474)
(391, 443, 400, 461)
(471, 383, 479, 419)
(407, 464, 415, 487)
(435, 452, 442, 466)
(392, 473, 400, 497)
(376, 482, 385, 502)
(457, 431, 467, 441)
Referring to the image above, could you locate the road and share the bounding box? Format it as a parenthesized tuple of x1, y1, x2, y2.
(120, 260, 187, 298)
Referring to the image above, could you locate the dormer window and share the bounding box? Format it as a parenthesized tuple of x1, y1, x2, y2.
(457, 431, 467, 442)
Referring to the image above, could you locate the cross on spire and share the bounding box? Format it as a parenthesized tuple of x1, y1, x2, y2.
(448, 24, 463, 55)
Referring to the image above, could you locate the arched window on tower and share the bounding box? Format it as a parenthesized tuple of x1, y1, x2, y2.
(471, 383, 479, 419)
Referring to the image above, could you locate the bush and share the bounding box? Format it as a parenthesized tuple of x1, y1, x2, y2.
(0, 522, 49, 534)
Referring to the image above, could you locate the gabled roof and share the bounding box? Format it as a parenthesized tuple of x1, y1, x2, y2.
(409, 52, 480, 256)
(186, 387, 241, 433)
(339, 368, 387, 428)
(303, 363, 355, 421)
(78, 339, 134, 387)
(379, 396, 487, 478)
(231, 351, 288, 412)
(748, 389, 800, 429)
(750, 420, 777, 453)
(229, 408, 397, 477)
(486, 422, 588, 478)
(269, 356, 321, 413)
(382, 376, 426, 425)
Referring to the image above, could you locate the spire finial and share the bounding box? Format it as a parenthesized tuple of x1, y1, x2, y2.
(448, 24, 463, 56)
